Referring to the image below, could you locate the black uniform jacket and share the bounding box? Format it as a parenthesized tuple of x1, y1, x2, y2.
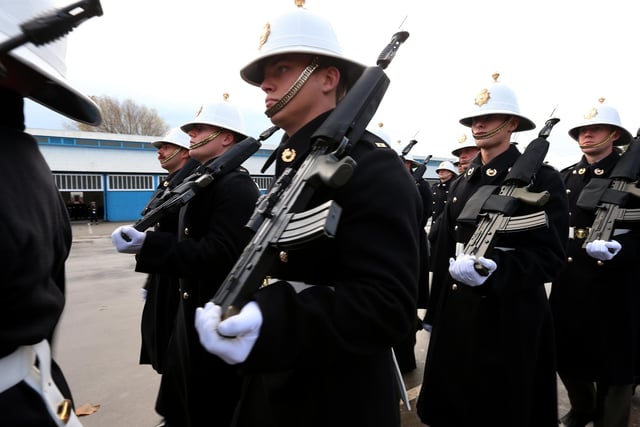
(550, 150, 640, 385)
(139, 158, 199, 372)
(232, 112, 423, 427)
(0, 91, 76, 425)
(135, 163, 260, 427)
(418, 144, 569, 427)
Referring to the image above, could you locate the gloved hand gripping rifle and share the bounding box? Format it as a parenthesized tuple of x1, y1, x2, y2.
(456, 115, 560, 275)
(211, 30, 410, 320)
(577, 131, 640, 248)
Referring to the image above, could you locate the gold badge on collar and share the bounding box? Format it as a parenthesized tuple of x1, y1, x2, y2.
(486, 168, 497, 177)
(258, 23, 270, 51)
(163, 181, 169, 188)
(594, 168, 604, 175)
(466, 167, 475, 176)
(578, 167, 586, 175)
(281, 148, 296, 162)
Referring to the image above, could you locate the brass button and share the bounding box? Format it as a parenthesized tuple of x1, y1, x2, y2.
(184, 227, 189, 236)
(279, 250, 288, 263)
(597, 260, 604, 266)
(451, 284, 458, 291)
(182, 292, 189, 300)
(567, 257, 573, 263)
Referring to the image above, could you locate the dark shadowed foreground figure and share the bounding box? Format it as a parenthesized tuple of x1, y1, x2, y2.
(0, 0, 103, 426)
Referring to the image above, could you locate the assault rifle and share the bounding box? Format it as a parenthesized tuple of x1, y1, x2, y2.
(457, 115, 560, 275)
(131, 132, 272, 232)
(577, 132, 640, 248)
(211, 30, 410, 319)
(0, 0, 103, 75)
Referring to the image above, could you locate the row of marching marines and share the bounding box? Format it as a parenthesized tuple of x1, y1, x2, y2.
(1, 1, 638, 427)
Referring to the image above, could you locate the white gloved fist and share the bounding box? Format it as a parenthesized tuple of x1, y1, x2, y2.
(111, 225, 146, 254)
(195, 301, 263, 364)
(449, 253, 497, 287)
(586, 239, 621, 261)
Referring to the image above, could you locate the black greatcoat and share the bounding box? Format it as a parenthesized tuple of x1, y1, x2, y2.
(135, 164, 260, 427)
(550, 151, 640, 385)
(139, 158, 199, 372)
(0, 91, 77, 426)
(418, 145, 569, 427)
(231, 113, 422, 427)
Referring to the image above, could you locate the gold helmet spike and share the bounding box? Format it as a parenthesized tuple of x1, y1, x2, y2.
(223, 93, 229, 102)
(295, 0, 305, 7)
(492, 72, 500, 82)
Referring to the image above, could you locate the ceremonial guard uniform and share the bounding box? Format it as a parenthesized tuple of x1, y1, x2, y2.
(549, 99, 640, 427)
(140, 128, 199, 374)
(418, 75, 568, 427)
(112, 101, 260, 427)
(194, 4, 422, 426)
(0, 1, 102, 425)
(427, 160, 458, 262)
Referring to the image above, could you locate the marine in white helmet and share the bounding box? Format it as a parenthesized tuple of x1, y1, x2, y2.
(152, 127, 193, 174)
(451, 131, 479, 174)
(418, 73, 569, 427)
(111, 93, 260, 426)
(194, 2, 423, 426)
(550, 98, 638, 427)
(0, 1, 102, 425)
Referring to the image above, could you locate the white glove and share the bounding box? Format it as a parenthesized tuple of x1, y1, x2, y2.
(586, 239, 621, 261)
(449, 253, 497, 287)
(111, 225, 146, 254)
(195, 301, 263, 364)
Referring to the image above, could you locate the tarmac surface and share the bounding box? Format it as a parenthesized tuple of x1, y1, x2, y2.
(53, 221, 639, 426)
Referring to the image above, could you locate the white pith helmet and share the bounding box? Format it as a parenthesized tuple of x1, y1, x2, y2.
(152, 127, 190, 149)
(451, 131, 478, 156)
(568, 97, 632, 146)
(240, 0, 365, 89)
(459, 73, 535, 132)
(367, 122, 391, 145)
(180, 93, 248, 139)
(436, 161, 458, 175)
(0, 0, 102, 125)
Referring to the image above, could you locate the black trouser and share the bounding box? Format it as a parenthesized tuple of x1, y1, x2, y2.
(560, 372, 632, 427)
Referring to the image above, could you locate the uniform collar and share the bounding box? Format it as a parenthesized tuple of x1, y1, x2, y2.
(571, 150, 620, 179)
(463, 144, 520, 184)
(275, 111, 332, 176)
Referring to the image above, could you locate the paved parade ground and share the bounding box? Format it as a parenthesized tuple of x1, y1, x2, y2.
(54, 221, 639, 426)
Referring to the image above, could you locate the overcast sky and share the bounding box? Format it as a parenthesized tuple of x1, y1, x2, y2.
(24, 0, 640, 169)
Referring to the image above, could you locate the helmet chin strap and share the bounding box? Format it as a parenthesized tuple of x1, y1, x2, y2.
(265, 57, 320, 118)
(579, 130, 616, 149)
(473, 117, 512, 140)
(160, 147, 182, 165)
(190, 129, 223, 150)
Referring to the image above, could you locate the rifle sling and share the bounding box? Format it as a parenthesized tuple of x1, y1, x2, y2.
(457, 185, 520, 224)
(576, 178, 629, 210)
